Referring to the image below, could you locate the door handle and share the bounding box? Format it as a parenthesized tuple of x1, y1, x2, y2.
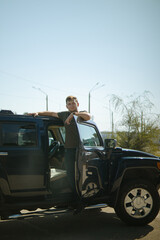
(0, 152, 8, 156)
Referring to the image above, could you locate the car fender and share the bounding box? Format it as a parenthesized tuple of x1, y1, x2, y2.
(109, 156, 160, 207)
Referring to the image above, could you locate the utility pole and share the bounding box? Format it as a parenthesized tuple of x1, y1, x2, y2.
(111, 111, 114, 137)
(88, 82, 105, 113)
(32, 86, 48, 111)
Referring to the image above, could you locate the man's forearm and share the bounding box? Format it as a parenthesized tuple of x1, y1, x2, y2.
(29, 111, 59, 118)
(75, 112, 91, 121)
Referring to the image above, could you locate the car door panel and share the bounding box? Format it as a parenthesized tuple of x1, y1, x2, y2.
(0, 121, 47, 196)
(75, 118, 108, 198)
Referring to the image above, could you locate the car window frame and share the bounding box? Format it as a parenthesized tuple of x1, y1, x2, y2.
(76, 119, 104, 149)
(0, 121, 38, 148)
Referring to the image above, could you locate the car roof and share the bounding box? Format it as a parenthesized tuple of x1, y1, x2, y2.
(0, 112, 64, 125)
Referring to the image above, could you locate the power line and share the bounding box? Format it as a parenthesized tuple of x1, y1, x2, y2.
(0, 70, 51, 88)
(0, 70, 88, 97)
(0, 92, 38, 99)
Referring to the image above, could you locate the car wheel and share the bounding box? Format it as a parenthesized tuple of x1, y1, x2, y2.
(114, 180, 160, 225)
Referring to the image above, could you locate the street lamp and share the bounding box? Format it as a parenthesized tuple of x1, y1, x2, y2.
(32, 86, 48, 111)
(88, 82, 105, 113)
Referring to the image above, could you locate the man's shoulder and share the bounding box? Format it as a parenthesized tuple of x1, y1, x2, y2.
(58, 111, 69, 115)
(58, 111, 70, 119)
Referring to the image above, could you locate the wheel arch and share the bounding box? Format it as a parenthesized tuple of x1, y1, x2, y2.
(109, 167, 160, 208)
(121, 167, 160, 190)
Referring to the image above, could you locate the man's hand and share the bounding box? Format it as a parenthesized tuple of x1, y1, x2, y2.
(28, 112, 39, 117)
(65, 111, 91, 125)
(65, 113, 75, 125)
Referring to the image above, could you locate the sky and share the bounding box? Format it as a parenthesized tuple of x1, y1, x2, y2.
(0, 0, 160, 131)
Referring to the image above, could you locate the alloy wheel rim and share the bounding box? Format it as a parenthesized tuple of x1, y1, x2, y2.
(124, 188, 153, 218)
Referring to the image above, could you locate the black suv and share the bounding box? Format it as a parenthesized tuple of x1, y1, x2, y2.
(0, 110, 160, 225)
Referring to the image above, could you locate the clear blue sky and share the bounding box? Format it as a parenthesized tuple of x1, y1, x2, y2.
(0, 0, 160, 131)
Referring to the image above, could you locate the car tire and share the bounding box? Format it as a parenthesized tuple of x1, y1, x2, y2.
(114, 179, 160, 225)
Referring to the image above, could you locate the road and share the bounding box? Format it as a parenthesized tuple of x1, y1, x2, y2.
(0, 206, 160, 240)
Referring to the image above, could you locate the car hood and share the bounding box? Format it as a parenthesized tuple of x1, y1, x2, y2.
(120, 148, 159, 159)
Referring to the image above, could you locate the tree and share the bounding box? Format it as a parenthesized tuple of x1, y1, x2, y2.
(111, 91, 160, 155)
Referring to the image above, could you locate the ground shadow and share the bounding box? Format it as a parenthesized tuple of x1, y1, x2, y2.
(0, 208, 154, 240)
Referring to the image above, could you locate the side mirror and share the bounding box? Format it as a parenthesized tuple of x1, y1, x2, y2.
(104, 139, 117, 149)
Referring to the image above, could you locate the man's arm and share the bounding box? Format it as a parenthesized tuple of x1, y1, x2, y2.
(28, 111, 59, 118)
(74, 111, 91, 121)
(65, 111, 91, 125)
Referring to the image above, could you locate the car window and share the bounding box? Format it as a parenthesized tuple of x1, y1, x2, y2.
(48, 130, 55, 146)
(59, 127, 65, 143)
(0, 123, 37, 147)
(78, 123, 102, 147)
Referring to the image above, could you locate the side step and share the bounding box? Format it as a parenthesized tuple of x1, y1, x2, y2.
(3, 204, 108, 220)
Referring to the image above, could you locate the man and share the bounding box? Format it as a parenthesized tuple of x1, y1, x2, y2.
(29, 96, 91, 201)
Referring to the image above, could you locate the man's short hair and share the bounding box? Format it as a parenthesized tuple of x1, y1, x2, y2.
(66, 96, 78, 103)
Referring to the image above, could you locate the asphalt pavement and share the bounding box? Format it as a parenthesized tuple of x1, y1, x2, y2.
(0, 207, 160, 240)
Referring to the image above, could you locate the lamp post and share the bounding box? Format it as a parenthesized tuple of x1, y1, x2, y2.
(88, 82, 105, 113)
(109, 99, 114, 136)
(32, 86, 48, 111)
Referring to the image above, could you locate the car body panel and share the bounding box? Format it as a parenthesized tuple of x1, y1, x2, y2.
(0, 112, 160, 222)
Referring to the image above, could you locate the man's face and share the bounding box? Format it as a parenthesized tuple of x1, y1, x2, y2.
(66, 100, 79, 112)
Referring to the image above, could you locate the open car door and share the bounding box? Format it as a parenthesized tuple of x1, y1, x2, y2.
(75, 117, 106, 199)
